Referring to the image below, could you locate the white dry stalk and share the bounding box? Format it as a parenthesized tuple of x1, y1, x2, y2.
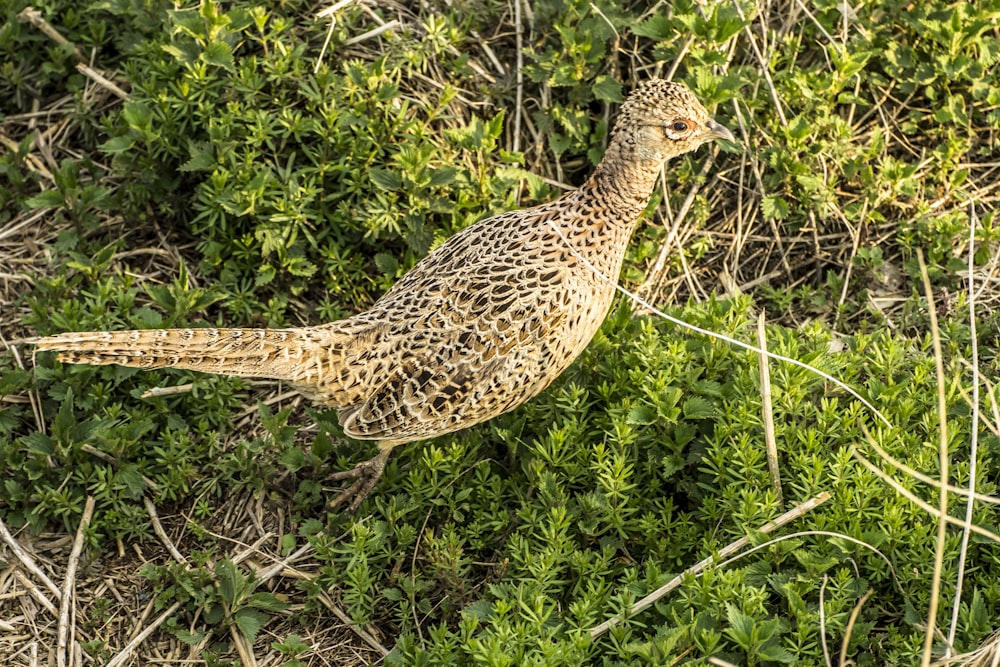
(314, 0, 357, 72)
(713, 529, 906, 596)
(587, 492, 832, 637)
(756, 311, 783, 504)
(819, 574, 832, 667)
(58, 497, 95, 667)
(947, 201, 983, 657)
(859, 435, 1000, 506)
(918, 248, 950, 667)
(851, 448, 1000, 545)
(513, 0, 524, 155)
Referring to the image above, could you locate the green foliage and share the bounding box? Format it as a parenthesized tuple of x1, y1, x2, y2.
(3, 0, 1000, 663)
(142, 557, 287, 646)
(94, 0, 530, 321)
(308, 297, 999, 665)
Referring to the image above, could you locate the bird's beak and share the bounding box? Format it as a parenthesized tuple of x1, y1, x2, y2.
(706, 119, 735, 143)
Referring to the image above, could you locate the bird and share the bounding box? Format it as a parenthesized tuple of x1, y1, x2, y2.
(34, 79, 734, 511)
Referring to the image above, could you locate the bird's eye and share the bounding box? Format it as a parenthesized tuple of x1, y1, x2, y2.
(671, 121, 689, 132)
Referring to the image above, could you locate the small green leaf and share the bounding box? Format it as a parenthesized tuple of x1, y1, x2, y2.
(25, 190, 65, 209)
(174, 629, 206, 646)
(100, 134, 137, 154)
(592, 76, 624, 103)
(428, 165, 458, 187)
(256, 264, 277, 286)
(280, 446, 305, 472)
(463, 599, 494, 622)
(180, 141, 216, 172)
(249, 592, 288, 612)
(368, 167, 402, 191)
(374, 252, 400, 276)
(724, 604, 755, 648)
(216, 559, 239, 605)
(758, 645, 796, 663)
(116, 466, 148, 499)
(682, 396, 714, 419)
(631, 15, 672, 40)
(234, 608, 268, 642)
(122, 102, 152, 130)
(202, 41, 235, 71)
(312, 431, 332, 459)
(53, 391, 76, 439)
(761, 195, 789, 221)
(22, 431, 55, 456)
(284, 256, 317, 278)
(627, 404, 658, 425)
(204, 603, 225, 625)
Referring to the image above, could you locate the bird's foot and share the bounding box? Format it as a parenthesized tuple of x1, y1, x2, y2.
(327, 448, 392, 512)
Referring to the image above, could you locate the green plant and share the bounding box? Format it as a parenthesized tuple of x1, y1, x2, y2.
(144, 558, 287, 646)
(4, 0, 1000, 662)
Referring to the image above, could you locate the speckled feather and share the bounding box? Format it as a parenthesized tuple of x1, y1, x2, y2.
(36, 80, 732, 448)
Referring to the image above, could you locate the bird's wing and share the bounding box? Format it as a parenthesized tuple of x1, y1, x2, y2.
(334, 206, 575, 442)
(337, 327, 516, 442)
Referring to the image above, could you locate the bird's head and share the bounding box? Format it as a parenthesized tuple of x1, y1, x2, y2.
(610, 79, 734, 165)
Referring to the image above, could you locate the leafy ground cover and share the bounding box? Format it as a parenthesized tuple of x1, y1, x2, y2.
(1, 0, 999, 664)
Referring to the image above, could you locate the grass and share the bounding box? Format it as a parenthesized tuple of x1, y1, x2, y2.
(1, 0, 1000, 664)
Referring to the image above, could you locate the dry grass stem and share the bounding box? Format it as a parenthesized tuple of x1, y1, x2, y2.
(140, 383, 194, 398)
(756, 310, 783, 505)
(918, 248, 951, 666)
(841, 589, 874, 665)
(103, 601, 183, 667)
(932, 629, 1000, 667)
(860, 427, 999, 505)
(733, 1, 787, 127)
(254, 542, 315, 581)
(819, 574, 831, 667)
(14, 569, 58, 616)
(316, 591, 392, 657)
(316, 0, 359, 19)
(230, 623, 258, 667)
(947, 202, 984, 656)
(16, 6, 87, 63)
(0, 517, 62, 599)
(57, 496, 95, 667)
(639, 152, 718, 301)
(588, 491, 831, 638)
(708, 656, 740, 667)
(512, 0, 524, 155)
(850, 449, 998, 544)
(143, 497, 188, 565)
(3, 338, 45, 434)
(76, 63, 130, 100)
(342, 20, 400, 46)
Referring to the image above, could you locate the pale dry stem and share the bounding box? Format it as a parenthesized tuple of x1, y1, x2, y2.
(588, 491, 831, 638)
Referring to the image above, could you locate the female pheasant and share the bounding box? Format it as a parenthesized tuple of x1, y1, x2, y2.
(36, 80, 733, 509)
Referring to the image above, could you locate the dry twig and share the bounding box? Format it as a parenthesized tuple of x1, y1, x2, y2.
(588, 491, 831, 637)
(58, 496, 95, 667)
(756, 310, 783, 504)
(918, 248, 951, 666)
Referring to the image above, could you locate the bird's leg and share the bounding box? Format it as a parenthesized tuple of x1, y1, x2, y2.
(327, 445, 393, 512)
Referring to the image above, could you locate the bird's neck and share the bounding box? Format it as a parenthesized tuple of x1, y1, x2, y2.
(582, 139, 663, 224)
(546, 141, 663, 279)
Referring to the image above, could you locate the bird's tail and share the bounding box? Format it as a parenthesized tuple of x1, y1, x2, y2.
(34, 327, 327, 382)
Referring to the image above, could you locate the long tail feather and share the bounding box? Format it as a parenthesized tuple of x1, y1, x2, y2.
(35, 328, 318, 382)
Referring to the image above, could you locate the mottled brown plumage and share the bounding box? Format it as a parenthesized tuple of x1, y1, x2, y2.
(35, 80, 733, 509)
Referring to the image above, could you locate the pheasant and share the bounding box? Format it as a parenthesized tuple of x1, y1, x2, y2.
(35, 80, 734, 510)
